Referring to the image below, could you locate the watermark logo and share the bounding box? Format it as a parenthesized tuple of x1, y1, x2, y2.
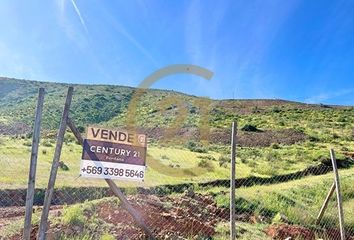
(125, 64, 214, 177)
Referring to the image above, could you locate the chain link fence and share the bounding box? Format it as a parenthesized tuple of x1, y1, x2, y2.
(0, 130, 233, 239)
(1, 131, 354, 239)
(234, 149, 354, 240)
(1, 89, 354, 240)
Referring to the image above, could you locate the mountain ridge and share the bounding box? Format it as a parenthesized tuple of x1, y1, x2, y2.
(1, 76, 350, 107)
(0, 77, 353, 148)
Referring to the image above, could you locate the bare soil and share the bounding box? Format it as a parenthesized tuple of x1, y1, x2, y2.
(3, 193, 228, 240)
(137, 127, 307, 147)
(266, 224, 316, 239)
(2, 197, 353, 239)
(0, 206, 26, 232)
(0, 122, 31, 136)
(0, 205, 62, 240)
(265, 224, 354, 240)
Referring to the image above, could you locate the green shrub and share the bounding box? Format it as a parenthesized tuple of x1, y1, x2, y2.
(271, 106, 281, 113)
(332, 133, 340, 139)
(272, 212, 289, 224)
(64, 134, 75, 144)
(59, 161, 70, 171)
(265, 151, 281, 162)
(197, 155, 216, 161)
(34, 190, 45, 205)
(62, 205, 86, 226)
(337, 116, 346, 122)
(101, 233, 115, 240)
(247, 161, 257, 168)
(218, 155, 229, 167)
(186, 140, 197, 149)
(23, 141, 32, 147)
(26, 132, 33, 139)
(254, 162, 278, 176)
(252, 106, 260, 113)
(241, 124, 261, 132)
(240, 158, 248, 164)
(77, 125, 85, 133)
(309, 135, 319, 142)
(161, 155, 169, 160)
(341, 146, 349, 152)
(168, 163, 180, 168)
(185, 140, 208, 153)
(198, 159, 214, 169)
(270, 143, 280, 149)
(42, 140, 53, 147)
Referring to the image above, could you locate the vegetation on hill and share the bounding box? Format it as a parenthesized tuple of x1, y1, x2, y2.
(1, 77, 354, 239)
(1, 77, 353, 144)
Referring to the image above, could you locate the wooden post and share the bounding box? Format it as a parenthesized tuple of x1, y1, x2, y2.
(315, 182, 335, 225)
(23, 88, 45, 240)
(330, 149, 346, 240)
(38, 87, 73, 240)
(105, 180, 155, 239)
(67, 117, 155, 239)
(230, 121, 237, 240)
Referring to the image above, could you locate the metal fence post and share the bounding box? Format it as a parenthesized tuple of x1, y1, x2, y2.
(230, 121, 237, 240)
(38, 87, 73, 240)
(23, 88, 45, 240)
(330, 149, 345, 240)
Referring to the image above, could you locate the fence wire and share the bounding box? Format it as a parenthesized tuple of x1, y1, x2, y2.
(0, 134, 232, 240)
(1, 133, 354, 240)
(235, 153, 354, 240)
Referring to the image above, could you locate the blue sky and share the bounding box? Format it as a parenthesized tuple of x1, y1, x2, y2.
(0, 0, 354, 105)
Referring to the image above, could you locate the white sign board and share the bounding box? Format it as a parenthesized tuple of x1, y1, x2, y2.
(80, 127, 147, 181)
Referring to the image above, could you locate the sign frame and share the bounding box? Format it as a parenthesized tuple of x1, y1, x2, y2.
(80, 126, 147, 182)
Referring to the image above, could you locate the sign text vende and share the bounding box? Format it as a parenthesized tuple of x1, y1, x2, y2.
(86, 126, 146, 147)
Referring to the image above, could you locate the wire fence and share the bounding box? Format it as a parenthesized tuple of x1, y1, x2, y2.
(1, 134, 354, 240)
(0, 133, 232, 239)
(0, 86, 354, 240)
(235, 153, 354, 240)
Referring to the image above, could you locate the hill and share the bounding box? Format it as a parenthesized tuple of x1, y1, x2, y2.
(1, 77, 353, 147)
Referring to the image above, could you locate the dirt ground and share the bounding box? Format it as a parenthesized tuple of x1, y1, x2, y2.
(2, 193, 229, 239)
(58, 193, 228, 239)
(2, 194, 352, 239)
(0, 206, 26, 232)
(265, 224, 354, 240)
(0, 205, 62, 240)
(135, 127, 307, 147)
